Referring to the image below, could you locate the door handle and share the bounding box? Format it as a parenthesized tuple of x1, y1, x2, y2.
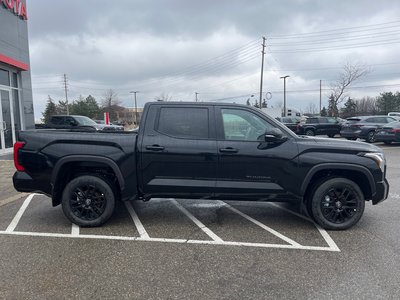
(219, 147, 238, 153)
(146, 145, 165, 151)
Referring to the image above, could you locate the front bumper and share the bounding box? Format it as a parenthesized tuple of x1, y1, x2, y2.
(372, 178, 389, 205)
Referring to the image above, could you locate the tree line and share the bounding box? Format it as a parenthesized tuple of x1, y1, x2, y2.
(41, 89, 122, 124)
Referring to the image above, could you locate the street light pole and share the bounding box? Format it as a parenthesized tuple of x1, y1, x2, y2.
(280, 75, 290, 117)
(130, 91, 139, 125)
(195, 92, 199, 102)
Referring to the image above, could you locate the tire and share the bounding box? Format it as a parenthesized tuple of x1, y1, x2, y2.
(305, 129, 315, 136)
(308, 178, 365, 230)
(365, 131, 376, 143)
(346, 137, 357, 141)
(327, 134, 335, 138)
(384, 141, 392, 145)
(62, 175, 116, 227)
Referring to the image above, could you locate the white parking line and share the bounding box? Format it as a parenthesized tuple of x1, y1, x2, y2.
(0, 230, 340, 252)
(5, 194, 35, 233)
(220, 201, 302, 247)
(0, 195, 340, 252)
(171, 199, 223, 242)
(71, 224, 80, 236)
(124, 201, 150, 239)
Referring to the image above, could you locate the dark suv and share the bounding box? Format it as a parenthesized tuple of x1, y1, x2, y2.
(340, 116, 396, 143)
(46, 115, 124, 131)
(297, 117, 342, 137)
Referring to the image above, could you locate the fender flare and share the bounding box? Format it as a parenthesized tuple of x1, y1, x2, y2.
(300, 163, 376, 196)
(51, 155, 125, 190)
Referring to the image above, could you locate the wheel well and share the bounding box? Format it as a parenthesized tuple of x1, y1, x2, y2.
(52, 161, 121, 206)
(304, 169, 372, 203)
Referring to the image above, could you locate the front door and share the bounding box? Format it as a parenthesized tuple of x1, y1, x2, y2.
(215, 107, 300, 200)
(0, 88, 15, 153)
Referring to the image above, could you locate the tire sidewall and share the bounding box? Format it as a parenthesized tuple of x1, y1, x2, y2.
(62, 175, 116, 227)
(366, 131, 375, 143)
(310, 178, 365, 230)
(305, 129, 315, 136)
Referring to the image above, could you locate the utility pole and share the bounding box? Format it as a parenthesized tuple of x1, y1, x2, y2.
(63, 74, 69, 115)
(280, 75, 290, 117)
(130, 91, 139, 125)
(259, 36, 266, 109)
(195, 92, 199, 102)
(319, 80, 322, 114)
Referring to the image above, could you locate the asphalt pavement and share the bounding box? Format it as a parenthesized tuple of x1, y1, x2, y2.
(0, 143, 399, 299)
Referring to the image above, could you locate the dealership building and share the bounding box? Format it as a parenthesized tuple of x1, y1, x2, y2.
(0, 0, 33, 154)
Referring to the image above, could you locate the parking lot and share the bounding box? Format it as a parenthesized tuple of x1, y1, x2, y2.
(0, 144, 399, 299)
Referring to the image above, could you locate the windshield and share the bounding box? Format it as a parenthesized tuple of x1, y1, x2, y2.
(74, 116, 97, 126)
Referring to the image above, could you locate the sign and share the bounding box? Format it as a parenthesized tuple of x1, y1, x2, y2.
(104, 112, 110, 125)
(1, 0, 28, 20)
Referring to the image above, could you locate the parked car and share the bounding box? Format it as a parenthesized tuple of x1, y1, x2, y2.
(275, 116, 301, 132)
(296, 116, 342, 137)
(340, 116, 396, 143)
(45, 115, 124, 131)
(13, 102, 388, 230)
(388, 112, 400, 121)
(375, 121, 400, 144)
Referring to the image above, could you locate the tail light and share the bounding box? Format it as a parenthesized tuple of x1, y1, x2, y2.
(13, 141, 25, 171)
(389, 129, 400, 133)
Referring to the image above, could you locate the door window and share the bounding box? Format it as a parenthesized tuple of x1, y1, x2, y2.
(221, 109, 274, 141)
(157, 107, 209, 139)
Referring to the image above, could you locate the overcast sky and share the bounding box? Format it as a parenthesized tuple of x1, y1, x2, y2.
(27, 0, 400, 120)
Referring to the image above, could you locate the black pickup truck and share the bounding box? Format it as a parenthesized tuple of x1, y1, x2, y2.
(13, 102, 389, 230)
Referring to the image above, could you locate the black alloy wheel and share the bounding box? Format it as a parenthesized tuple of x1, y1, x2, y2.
(366, 131, 376, 143)
(305, 129, 315, 136)
(309, 178, 365, 230)
(62, 175, 115, 227)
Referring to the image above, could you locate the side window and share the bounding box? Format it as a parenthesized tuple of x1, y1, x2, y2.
(365, 118, 376, 123)
(387, 117, 396, 123)
(319, 118, 328, 123)
(221, 109, 274, 141)
(326, 117, 337, 123)
(65, 117, 78, 126)
(306, 118, 317, 124)
(157, 107, 209, 139)
(50, 116, 63, 125)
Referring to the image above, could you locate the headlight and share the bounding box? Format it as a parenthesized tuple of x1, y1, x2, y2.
(364, 152, 385, 173)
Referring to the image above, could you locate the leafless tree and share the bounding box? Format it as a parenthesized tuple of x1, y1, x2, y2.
(101, 89, 121, 108)
(329, 62, 370, 113)
(154, 93, 172, 101)
(305, 102, 318, 115)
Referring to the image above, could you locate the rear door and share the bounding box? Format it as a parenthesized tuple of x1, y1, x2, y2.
(215, 106, 299, 199)
(139, 104, 218, 197)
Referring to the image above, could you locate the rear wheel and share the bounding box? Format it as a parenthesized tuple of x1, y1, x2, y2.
(305, 129, 315, 136)
(308, 178, 365, 230)
(62, 175, 116, 227)
(365, 131, 376, 143)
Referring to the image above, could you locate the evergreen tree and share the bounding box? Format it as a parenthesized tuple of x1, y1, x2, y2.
(340, 97, 357, 118)
(41, 96, 57, 123)
(320, 106, 327, 116)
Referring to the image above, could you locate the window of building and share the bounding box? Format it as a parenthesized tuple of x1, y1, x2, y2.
(0, 69, 9, 86)
(157, 107, 209, 139)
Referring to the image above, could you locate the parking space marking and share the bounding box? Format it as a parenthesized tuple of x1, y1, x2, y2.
(220, 201, 301, 247)
(71, 224, 79, 236)
(171, 199, 223, 242)
(268, 203, 340, 251)
(124, 201, 150, 239)
(5, 194, 35, 233)
(0, 194, 341, 252)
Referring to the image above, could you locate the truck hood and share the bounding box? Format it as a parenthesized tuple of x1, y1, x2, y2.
(297, 136, 382, 153)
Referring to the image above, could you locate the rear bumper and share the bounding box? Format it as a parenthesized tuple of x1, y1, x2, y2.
(13, 171, 51, 196)
(372, 178, 389, 205)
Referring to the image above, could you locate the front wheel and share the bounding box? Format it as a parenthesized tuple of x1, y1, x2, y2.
(365, 131, 376, 143)
(62, 175, 116, 227)
(308, 178, 365, 230)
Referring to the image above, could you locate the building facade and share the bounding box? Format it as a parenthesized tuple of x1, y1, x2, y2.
(0, 0, 33, 154)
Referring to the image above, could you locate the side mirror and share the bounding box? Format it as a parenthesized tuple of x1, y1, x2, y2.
(263, 128, 286, 143)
